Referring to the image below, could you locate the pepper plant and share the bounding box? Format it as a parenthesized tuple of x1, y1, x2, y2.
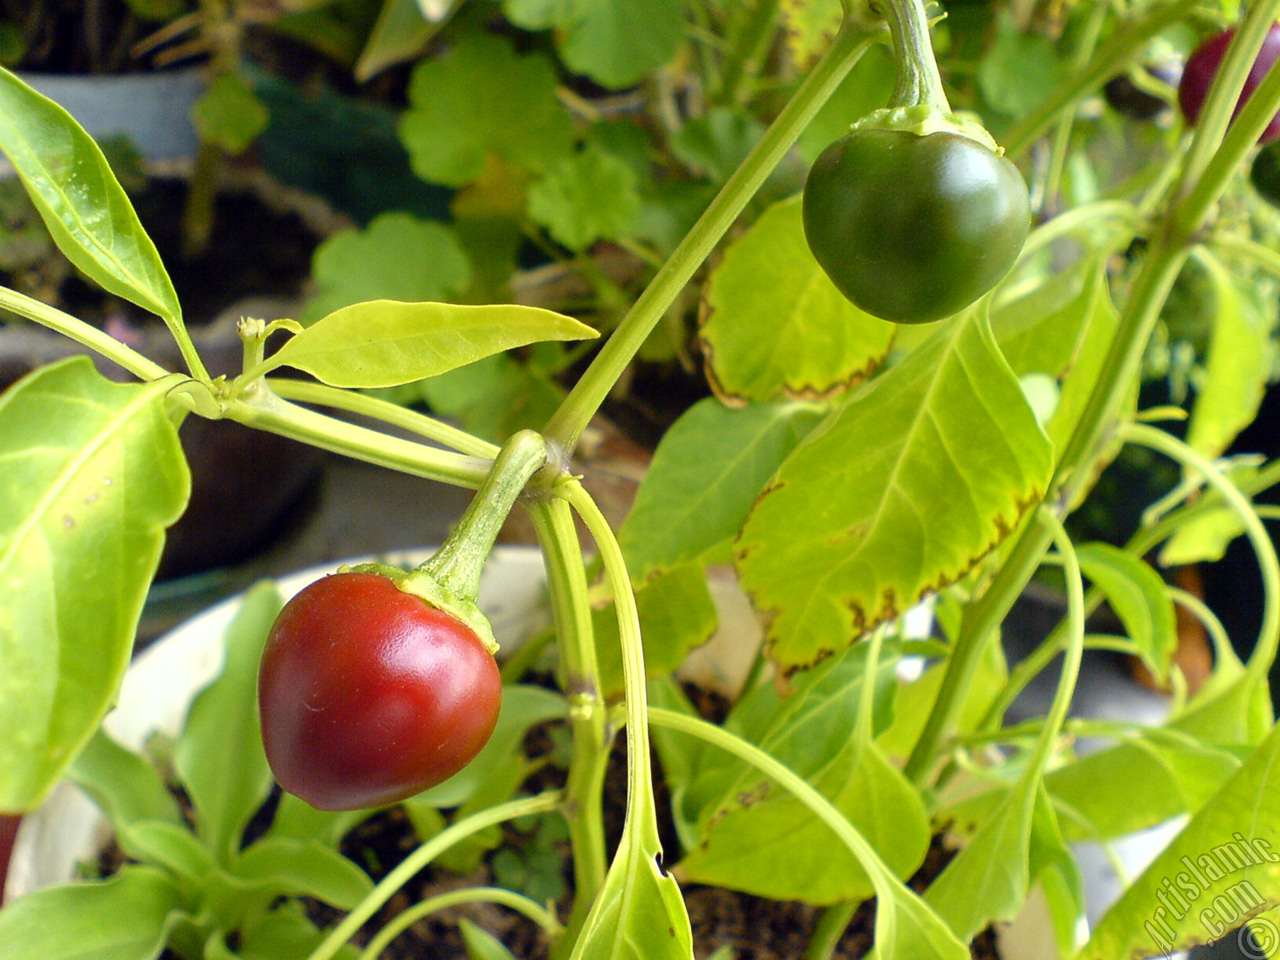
(2, 0, 1280, 958)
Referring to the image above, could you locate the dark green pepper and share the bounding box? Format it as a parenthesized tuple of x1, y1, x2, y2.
(802, 128, 1031, 324)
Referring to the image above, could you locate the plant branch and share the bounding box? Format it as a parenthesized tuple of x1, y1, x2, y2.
(266, 377, 499, 459)
(225, 385, 492, 489)
(528, 498, 610, 955)
(0, 285, 169, 382)
(542, 25, 874, 455)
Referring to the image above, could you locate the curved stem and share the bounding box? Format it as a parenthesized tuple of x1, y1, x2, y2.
(1209, 232, 1280, 279)
(266, 377, 499, 459)
(542, 26, 873, 455)
(356, 886, 561, 960)
(527, 499, 609, 955)
(1025, 508, 1085, 778)
(647, 707, 965, 955)
(0, 285, 169, 382)
(226, 386, 492, 489)
(561, 481, 659, 838)
(1121, 423, 1280, 678)
(305, 791, 563, 960)
(422, 430, 548, 601)
(1168, 585, 1234, 666)
(879, 0, 949, 111)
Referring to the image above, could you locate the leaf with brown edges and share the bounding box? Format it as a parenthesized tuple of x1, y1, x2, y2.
(734, 308, 1053, 672)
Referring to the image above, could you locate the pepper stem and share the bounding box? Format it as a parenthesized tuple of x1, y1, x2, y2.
(878, 0, 950, 112)
(420, 430, 550, 601)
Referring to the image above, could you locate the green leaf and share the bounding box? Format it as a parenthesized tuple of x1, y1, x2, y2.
(354, 0, 436, 81)
(675, 641, 924, 903)
(699, 195, 896, 404)
(527, 146, 642, 251)
(174, 581, 283, 864)
(0, 358, 189, 811)
(1077, 722, 1280, 959)
(977, 11, 1068, 120)
(736, 310, 1054, 671)
(795, 43, 896, 163)
(1028, 785, 1085, 958)
(267, 792, 373, 849)
(459, 918, 517, 960)
(593, 563, 718, 700)
(0, 866, 185, 960)
(1045, 239, 1123, 466)
(670, 107, 764, 182)
(240, 905, 361, 960)
(303, 212, 471, 325)
(399, 34, 574, 187)
(779, 0, 843, 71)
(119, 820, 219, 886)
(1159, 461, 1259, 565)
(924, 763, 1037, 941)
(990, 255, 1107, 379)
(417, 351, 565, 443)
(566, 817, 693, 960)
(0, 68, 181, 325)
(1047, 732, 1240, 841)
(1076, 542, 1177, 681)
(1185, 250, 1274, 459)
(191, 73, 269, 156)
(618, 397, 824, 581)
(233, 838, 373, 909)
(264, 300, 597, 389)
(68, 729, 183, 833)
(504, 0, 684, 90)
(414, 684, 568, 807)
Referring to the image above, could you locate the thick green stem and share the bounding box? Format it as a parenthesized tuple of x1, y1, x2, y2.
(543, 26, 872, 455)
(422, 430, 548, 601)
(225, 386, 492, 489)
(879, 0, 949, 111)
(305, 791, 562, 960)
(901, 10, 1280, 779)
(528, 499, 610, 955)
(0, 286, 169, 382)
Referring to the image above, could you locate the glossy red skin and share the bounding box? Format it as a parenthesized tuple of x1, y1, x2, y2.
(258, 572, 501, 811)
(1178, 24, 1280, 143)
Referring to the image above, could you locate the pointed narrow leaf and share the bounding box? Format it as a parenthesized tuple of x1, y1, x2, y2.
(1077, 722, 1280, 959)
(567, 821, 693, 960)
(68, 729, 183, 832)
(1185, 250, 1273, 459)
(618, 398, 824, 581)
(0, 866, 184, 960)
(699, 196, 895, 404)
(174, 582, 283, 864)
(0, 358, 189, 811)
(261, 300, 597, 388)
(1076, 542, 1177, 680)
(737, 310, 1054, 671)
(0, 68, 181, 325)
(233, 838, 373, 909)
